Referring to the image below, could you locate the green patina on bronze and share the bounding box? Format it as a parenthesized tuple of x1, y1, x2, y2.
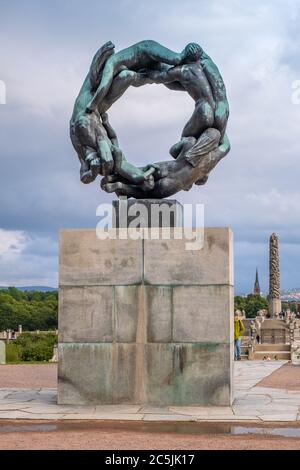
(70, 40, 230, 199)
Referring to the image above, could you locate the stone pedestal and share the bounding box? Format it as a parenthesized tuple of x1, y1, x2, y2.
(58, 227, 234, 406)
(0, 340, 6, 365)
(269, 298, 282, 317)
(112, 199, 183, 228)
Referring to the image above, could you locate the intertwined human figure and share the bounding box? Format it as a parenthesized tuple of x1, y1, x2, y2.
(70, 40, 230, 198)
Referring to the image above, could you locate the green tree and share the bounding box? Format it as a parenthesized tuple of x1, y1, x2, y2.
(7, 332, 57, 363)
(234, 295, 247, 312)
(0, 288, 58, 331)
(234, 294, 268, 318)
(7, 287, 26, 301)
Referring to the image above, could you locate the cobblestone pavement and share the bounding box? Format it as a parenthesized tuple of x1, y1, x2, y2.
(1, 361, 300, 422)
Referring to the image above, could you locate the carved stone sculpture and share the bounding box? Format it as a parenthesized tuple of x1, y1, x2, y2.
(269, 233, 282, 317)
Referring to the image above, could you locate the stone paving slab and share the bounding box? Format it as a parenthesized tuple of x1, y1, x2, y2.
(64, 413, 146, 421)
(143, 414, 198, 422)
(197, 415, 259, 421)
(260, 414, 299, 422)
(0, 361, 299, 422)
(234, 361, 286, 390)
(169, 406, 234, 415)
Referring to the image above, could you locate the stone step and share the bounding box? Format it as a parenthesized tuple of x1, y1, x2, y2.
(255, 344, 290, 351)
(253, 351, 291, 360)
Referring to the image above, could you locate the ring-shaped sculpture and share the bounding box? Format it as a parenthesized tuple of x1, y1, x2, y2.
(70, 40, 230, 199)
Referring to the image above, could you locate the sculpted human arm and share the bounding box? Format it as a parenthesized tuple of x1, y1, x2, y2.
(148, 66, 183, 84)
(200, 52, 227, 101)
(145, 63, 185, 91)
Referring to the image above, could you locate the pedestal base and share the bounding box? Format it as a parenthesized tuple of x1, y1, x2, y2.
(112, 199, 183, 228)
(58, 227, 234, 406)
(269, 298, 282, 317)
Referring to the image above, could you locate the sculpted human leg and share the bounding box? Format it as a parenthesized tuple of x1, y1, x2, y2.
(80, 147, 100, 183)
(169, 136, 196, 159)
(182, 99, 214, 139)
(112, 146, 155, 187)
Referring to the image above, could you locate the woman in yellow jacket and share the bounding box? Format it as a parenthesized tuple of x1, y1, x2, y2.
(234, 311, 245, 360)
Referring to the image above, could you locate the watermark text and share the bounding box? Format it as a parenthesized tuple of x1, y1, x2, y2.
(96, 198, 204, 251)
(0, 80, 6, 104)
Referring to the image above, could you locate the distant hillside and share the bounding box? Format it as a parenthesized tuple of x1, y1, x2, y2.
(281, 289, 300, 301)
(0, 286, 57, 292)
(280, 289, 300, 302)
(282, 288, 300, 294)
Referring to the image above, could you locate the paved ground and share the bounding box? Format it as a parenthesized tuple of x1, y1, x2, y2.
(1, 361, 300, 422)
(0, 421, 300, 450)
(0, 364, 57, 388)
(1, 361, 300, 449)
(1, 361, 299, 392)
(257, 363, 300, 390)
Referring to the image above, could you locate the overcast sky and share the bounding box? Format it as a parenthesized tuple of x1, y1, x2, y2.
(0, 0, 300, 293)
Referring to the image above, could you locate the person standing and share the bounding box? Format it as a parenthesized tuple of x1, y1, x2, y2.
(234, 312, 245, 361)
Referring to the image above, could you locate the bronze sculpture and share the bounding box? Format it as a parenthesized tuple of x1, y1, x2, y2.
(70, 40, 230, 198)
